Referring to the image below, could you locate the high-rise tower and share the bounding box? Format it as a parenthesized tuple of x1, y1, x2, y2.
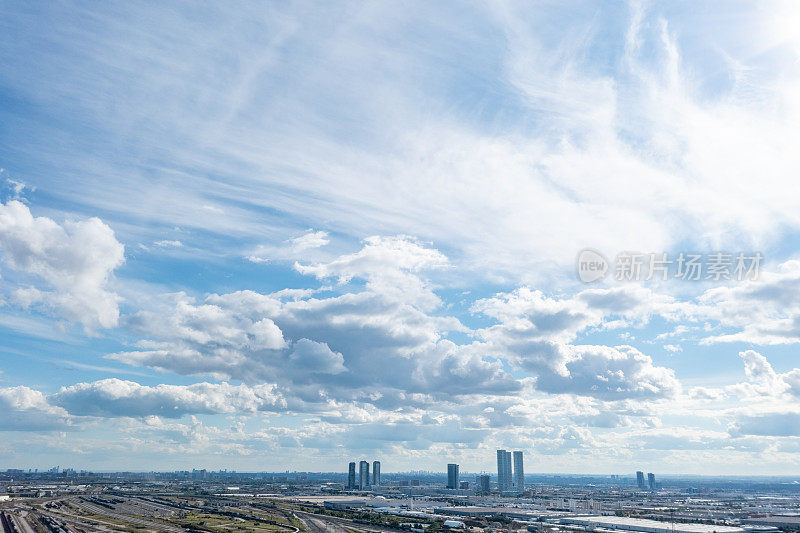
(373, 461, 381, 486)
(513, 451, 524, 491)
(359, 460, 370, 489)
(347, 462, 356, 489)
(496, 449, 512, 492)
(476, 474, 491, 494)
(447, 463, 460, 489)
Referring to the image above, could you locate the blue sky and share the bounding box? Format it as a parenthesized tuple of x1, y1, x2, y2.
(2, 0, 800, 474)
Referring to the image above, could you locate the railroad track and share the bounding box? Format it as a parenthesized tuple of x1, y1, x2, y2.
(69, 498, 184, 533)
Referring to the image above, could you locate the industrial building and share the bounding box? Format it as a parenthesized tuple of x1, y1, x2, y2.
(741, 516, 800, 529)
(559, 516, 745, 533)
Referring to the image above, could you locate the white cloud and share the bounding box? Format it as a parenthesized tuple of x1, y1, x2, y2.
(726, 350, 800, 401)
(153, 240, 183, 247)
(289, 230, 329, 251)
(3, 177, 33, 200)
(108, 238, 688, 409)
(4, 2, 800, 285)
(295, 235, 448, 310)
(50, 378, 285, 418)
(247, 230, 330, 263)
(536, 344, 680, 399)
(0, 386, 71, 431)
(732, 412, 800, 437)
(696, 261, 800, 345)
(473, 286, 680, 399)
(0, 200, 125, 331)
(111, 239, 517, 407)
(288, 338, 346, 375)
(6, 1, 800, 470)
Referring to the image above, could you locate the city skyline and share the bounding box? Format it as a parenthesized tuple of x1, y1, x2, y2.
(3, 1, 800, 474)
(2, 467, 798, 533)
(0, 465, 675, 476)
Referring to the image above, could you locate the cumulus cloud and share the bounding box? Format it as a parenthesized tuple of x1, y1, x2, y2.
(106, 237, 696, 424)
(694, 261, 800, 345)
(726, 350, 800, 400)
(7, 0, 800, 470)
(288, 339, 346, 375)
(534, 344, 680, 399)
(111, 238, 518, 408)
(295, 235, 448, 310)
(114, 287, 516, 406)
(0, 386, 71, 431)
(473, 286, 680, 399)
(50, 378, 285, 418)
(474, 288, 601, 343)
(127, 291, 286, 352)
(0, 200, 125, 331)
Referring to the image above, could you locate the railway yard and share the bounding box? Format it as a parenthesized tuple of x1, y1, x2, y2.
(0, 491, 324, 533)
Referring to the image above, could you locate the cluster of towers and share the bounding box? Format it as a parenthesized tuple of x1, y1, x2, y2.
(345, 451, 526, 494)
(347, 460, 380, 489)
(636, 470, 656, 490)
(497, 449, 524, 493)
(447, 450, 525, 494)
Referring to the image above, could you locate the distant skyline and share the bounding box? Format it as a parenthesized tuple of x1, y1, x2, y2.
(3, 1, 800, 473)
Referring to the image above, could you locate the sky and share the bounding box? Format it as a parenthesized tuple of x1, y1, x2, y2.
(2, 0, 800, 474)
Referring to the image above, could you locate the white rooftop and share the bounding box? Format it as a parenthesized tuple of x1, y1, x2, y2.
(561, 515, 744, 533)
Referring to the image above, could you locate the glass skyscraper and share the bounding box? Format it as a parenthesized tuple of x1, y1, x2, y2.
(496, 449, 512, 492)
(359, 460, 370, 489)
(372, 461, 381, 486)
(513, 451, 524, 491)
(447, 463, 460, 489)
